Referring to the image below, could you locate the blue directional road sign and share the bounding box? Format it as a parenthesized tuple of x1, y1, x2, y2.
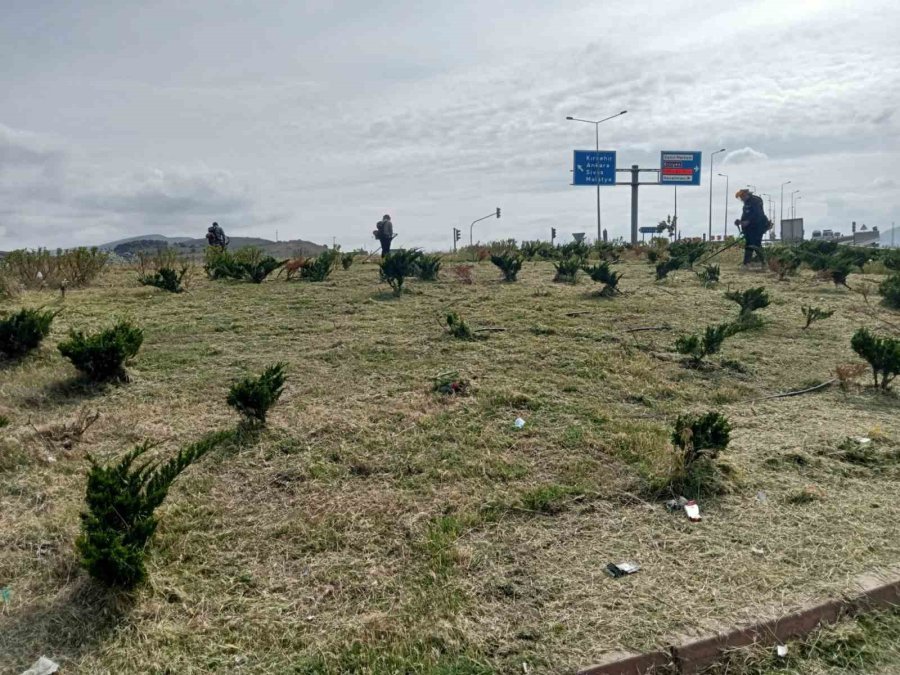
(660, 151, 702, 186)
(573, 150, 616, 186)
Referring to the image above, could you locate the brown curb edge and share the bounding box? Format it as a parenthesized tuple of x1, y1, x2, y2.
(577, 573, 900, 675)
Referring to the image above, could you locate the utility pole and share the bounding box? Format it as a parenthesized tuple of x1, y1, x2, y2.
(780, 180, 792, 229)
(708, 148, 726, 240)
(718, 173, 729, 239)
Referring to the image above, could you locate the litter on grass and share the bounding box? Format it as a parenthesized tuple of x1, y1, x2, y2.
(684, 500, 701, 522)
(776, 644, 788, 658)
(606, 561, 641, 578)
(20, 657, 59, 675)
(514, 417, 526, 429)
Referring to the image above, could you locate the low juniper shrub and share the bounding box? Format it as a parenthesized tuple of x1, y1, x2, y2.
(139, 266, 189, 293)
(850, 328, 900, 390)
(444, 311, 474, 340)
(299, 251, 338, 282)
(490, 251, 524, 282)
(0, 307, 59, 359)
(801, 305, 834, 329)
(878, 273, 900, 310)
(724, 287, 770, 317)
(58, 320, 143, 382)
(416, 254, 443, 281)
(582, 262, 622, 296)
(227, 363, 287, 425)
(77, 430, 232, 588)
(553, 257, 581, 283)
(675, 322, 742, 365)
(380, 249, 423, 296)
(697, 264, 720, 286)
(666, 411, 732, 497)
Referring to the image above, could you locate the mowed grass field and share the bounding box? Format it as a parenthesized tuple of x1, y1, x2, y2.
(1, 252, 898, 674)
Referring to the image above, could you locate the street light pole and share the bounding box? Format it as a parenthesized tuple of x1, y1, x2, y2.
(790, 189, 800, 220)
(566, 111, 628, 241)
(708, 148, 726, 241)
(718, 173, 729, 238)
(469, 207, 502, 254)
(780, 180, 791, 229)
(793, 196, 802, 219)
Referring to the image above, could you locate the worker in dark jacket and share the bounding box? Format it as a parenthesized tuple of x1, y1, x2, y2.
(373, 214, 395, 256)
(735, 190, 769, 267)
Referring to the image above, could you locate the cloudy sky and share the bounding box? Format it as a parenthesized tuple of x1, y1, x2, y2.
(1, 0, 898, 251)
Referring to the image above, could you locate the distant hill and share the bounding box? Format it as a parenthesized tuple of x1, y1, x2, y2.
(100, 234, 327, 258)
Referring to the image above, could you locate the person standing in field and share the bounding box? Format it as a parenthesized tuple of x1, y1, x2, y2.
(206, 222, 229, 248)
(373, 214, 395, 256)
(735, 190, 769, 268)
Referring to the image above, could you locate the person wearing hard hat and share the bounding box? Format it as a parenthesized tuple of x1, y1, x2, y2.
(734, 189, 769, 268)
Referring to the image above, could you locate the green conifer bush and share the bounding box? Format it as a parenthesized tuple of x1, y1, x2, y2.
(58, 320, 143, 382)
(227, 363, 287, 425)
(490, 252, 524, 282)
(0, 308, 59, 359)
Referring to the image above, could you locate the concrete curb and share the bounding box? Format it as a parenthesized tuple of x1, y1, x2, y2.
(577, 572, 900, 675)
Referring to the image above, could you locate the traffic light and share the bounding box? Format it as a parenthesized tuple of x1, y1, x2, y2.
(454, 227, 461, 242)
(551, 227, 557, 242)
(496, 207, 501, 218)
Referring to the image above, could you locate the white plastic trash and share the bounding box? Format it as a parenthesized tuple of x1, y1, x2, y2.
(514, 417, 526, 429)
(21, 657, 59, 675)
(684, 500, 701, 522)
(776, 645, 788, 658)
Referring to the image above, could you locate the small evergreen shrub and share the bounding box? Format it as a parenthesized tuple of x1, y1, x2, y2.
(0, 308, 59, 359)
(878, 273, 900, 310)
(655, 257, 683, 280)
(669, 240, 706, 268)
(444, 311, 474, 340)
(553, 257, 581, 283)
(416, 254, 443, 281)
(490, 252, 524, 282)
(826, 260, 852, 288)
(725, 287, 770, 316)
(0, 415, 9, 429)
(593, 241, 623, 262)
(850, 328, 900, 390)
(557, 240, 590, 262)
(58, 320, 143, 382)
(582, 262, 622, 297)
(881, 250, 900, 272)
(520, 240, 557, 260)
(77, 431, 231, 588)
(227, 363, 287, 424)
(675, 323, 740, 365)
(204, 247, 284, 283)
(139, 266, 189, 293)
(664, 411, 732, 497)
(299, 251, 338, 282)
(767, 246, 802, 280)
(380, 249, 423, 296)
(647, 249, 661, 264)
(801, 305, 834, 329)
(340, 252, 355, 270)
(697, 264, 720, 286)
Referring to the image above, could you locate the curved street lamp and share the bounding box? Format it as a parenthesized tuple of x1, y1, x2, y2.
(708, 148, 726, 240)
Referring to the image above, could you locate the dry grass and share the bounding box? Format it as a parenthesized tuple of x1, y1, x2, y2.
(1, 253, 899, 674)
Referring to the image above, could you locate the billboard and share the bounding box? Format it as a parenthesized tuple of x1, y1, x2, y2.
(781, 218, 804, 242)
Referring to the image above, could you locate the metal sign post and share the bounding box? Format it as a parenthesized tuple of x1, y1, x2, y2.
(570, 149, 702, 244)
